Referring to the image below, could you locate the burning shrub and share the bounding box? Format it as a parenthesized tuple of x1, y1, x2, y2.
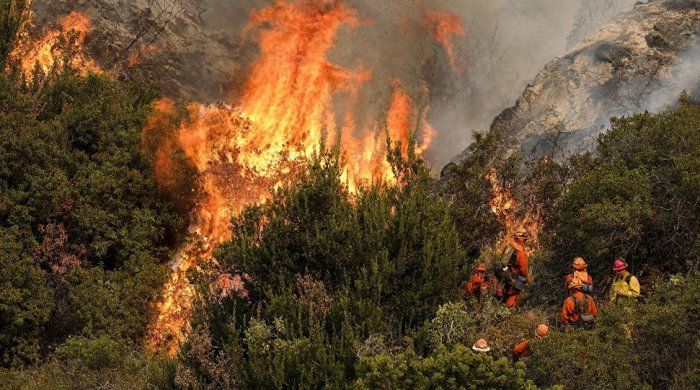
(179, 148, 466, 386)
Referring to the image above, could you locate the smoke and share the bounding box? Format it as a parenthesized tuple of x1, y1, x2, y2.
(24, 0, 641, 167)
(643, 36, 700, 111)
(196, 1, 589, 167)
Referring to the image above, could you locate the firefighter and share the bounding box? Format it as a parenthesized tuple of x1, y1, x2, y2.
(465, 263, 488, 296)
(464, 263, 503, 302)
(564, 257, 593, 293)
(504, 229, 530, 308)
(561, 277, 598, 327)
(512, 324, 549, 361)
(472, 338, 491, 353)
(610, 258, 640, 304)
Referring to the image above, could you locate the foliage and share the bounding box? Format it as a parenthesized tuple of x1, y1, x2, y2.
(526, 274, 700, 389)
(0, 227, 53, 366)
(179, 149, 468, 387)
(551, 98, 700, 277)
(0, 0, 26, 67)
(0, 336, 175, 389)
(354, 344, 536, 389)
(0, 72, 182, 365)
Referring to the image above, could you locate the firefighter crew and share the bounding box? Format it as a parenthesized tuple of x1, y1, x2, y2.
(564, 257, 593, 293)
(472, 338, 491, 353)
(504, 229, 531, 308)
(610, 257, 640, 304)
(512, 324, 549, 361)
(561, 277, 598, 327)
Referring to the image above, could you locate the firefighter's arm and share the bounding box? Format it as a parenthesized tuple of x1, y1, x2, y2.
(465, 275, 479, 294)
(623, 276, 641, 298)
(517, 252, 530, 281)
(588, 297, 598, 317)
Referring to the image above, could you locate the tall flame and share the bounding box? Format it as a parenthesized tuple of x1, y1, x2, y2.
(421, 11, 467, 75)
(9, 11, 101, 81)
(147, 0, 463, 354)
(485, 168, 541, 251)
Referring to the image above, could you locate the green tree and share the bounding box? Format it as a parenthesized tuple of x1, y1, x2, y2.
(552, 98, 700, 276)
(0, 227, 53, 366)
(0, 0, 26, 67)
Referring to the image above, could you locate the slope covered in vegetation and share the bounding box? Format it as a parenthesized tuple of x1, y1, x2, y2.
(0, 2, 699, 388)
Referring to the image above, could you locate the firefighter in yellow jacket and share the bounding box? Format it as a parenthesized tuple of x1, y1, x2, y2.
(610, 258, 640, 304)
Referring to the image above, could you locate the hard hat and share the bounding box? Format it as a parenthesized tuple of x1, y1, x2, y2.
(536, 324, 549, 337)
(475, 263, 487, 272)
(568, 277, 584, 290)
(612, 258, 628, 272)
(472, 338, 491, 352)
(572, 257, 587, 270)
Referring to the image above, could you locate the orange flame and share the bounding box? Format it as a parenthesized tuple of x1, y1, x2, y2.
(10, 11, 101, 81)
(421, 11, 466, 75)
(147, 0, 450, 354)
(485, 168, 541, 251)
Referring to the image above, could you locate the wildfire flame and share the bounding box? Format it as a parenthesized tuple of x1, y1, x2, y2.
(146, 0, 463, 354)
(485, 168, 541, 252)
(9, 11, 101, 81)
(421, 11, 467, 75)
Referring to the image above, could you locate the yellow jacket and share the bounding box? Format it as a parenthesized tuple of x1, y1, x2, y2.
(610, 271, 640, 302)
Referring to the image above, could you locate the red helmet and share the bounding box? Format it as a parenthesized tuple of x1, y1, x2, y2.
(612, 258, 628, 272)
(475, 263, 487, 272)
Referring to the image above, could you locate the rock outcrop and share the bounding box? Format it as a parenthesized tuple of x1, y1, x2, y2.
(27, 0, 239, 102)
(476, 0, 699, 160)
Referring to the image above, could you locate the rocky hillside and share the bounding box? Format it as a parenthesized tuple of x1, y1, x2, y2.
(469, 0, 699, 160)
(28, 0, 238, 102)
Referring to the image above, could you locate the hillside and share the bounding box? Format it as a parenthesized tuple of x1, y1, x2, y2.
(0, 1, 699, 389)
(457, 0, 699, 160)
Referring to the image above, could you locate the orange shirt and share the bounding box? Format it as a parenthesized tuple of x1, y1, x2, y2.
(512, 340, 532, 358)
(465, 272, 487, 295)
(561, 291, 598, 325)
(509, 249, 529, 281)
(563, 273, 593, 291)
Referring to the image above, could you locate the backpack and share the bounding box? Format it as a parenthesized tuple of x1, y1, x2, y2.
(569, 294, 595, 328)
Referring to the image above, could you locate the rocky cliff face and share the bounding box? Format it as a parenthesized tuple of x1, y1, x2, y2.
(27, 0, 239, 102)
(477, 0, 699, 160)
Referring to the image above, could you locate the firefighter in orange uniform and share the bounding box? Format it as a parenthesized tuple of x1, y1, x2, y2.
(561, 277, 598, 327)
(563, 257, 593, 293)
(464, 263, 503, 309)
(512, 324, 549, 361)
(504, 229, 531, 308)
(465, 263, 489, 296)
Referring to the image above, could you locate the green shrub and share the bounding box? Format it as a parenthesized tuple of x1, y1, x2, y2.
(354, 344, 536, 389)
(0, 71, 182, 364)
(551, 98, 700, 276)
(526, 274, 700, 389)
(0, 227, 53, 366)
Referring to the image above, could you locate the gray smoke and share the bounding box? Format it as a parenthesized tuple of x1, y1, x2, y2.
(29, 0, 639, 168)
(198, 0, 641, 167)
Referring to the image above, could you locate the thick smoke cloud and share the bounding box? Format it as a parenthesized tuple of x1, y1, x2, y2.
(199, 0, 637, 167)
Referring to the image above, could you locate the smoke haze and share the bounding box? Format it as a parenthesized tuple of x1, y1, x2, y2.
(198, 0, 640, 167)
